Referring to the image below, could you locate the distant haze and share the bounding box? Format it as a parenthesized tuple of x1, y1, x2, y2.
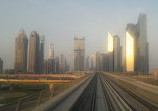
(0, 0, 158, 72)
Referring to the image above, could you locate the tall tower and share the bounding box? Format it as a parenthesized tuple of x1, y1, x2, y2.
(86, 56, 90, 71)
(0, 58, 3, 74)
(28, 31, 40, 74)
(90, 54, 96, 70)
(113, 35, 120, 72)
(60, 54, 65, 73)
(14, 29, 28, 73)
(55, 57, 59, 73)
(125, 23, 137, 72)
(39, 34, 45, 74)
(108, 32, 114, 72)
(96, 52, 100, 71)
(74, 37, 85, 71)
(137, 14, 149, 74)
(47, 43, 55, 74)
(49, 43, 54, 59)
(107, 32, 120, 72)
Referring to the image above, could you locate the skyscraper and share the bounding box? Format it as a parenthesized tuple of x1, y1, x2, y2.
(125, 14, 149, 74)
(49, 43, 54, 59)
(47, 43, 55, 74)
(90, 54, 96, 70)
(96, 52, 100, 71)
(108, 32, 114, 72)
(28, 31, 40, 74)
(125, 24, 137, 72)
(55, 57, 59, 73)
(86, 56, 90, 71)
(60, 54, 65, 73)
(39, 34, 45, 74)
(74, 37, 85, 71)
(113, 35, 120, 72)
(136, 14, 149, 74)
(14, 29, 28, 73)
(0, 58, 3, 74)
(107, 32, 121, 72)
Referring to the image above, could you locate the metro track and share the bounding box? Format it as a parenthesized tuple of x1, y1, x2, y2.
(103, 73, 158, 111)
(69, 74, 97, 111)
(99, 73, 135, 111)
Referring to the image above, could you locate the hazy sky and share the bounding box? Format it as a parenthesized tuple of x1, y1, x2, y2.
(0, 0, 158, 72)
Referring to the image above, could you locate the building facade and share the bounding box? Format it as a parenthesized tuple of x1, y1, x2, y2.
(28, 31, 40, 73)
(107, 32, 121, 72)
(0, 58, 3, 74)
(96, 52, 100, 71)
(14, 29, 28, 73)
(86, 56, 90, 71)
(39, 34, 45, 74)
(74, 37, 85, 71)
(125, 14, 149, 74)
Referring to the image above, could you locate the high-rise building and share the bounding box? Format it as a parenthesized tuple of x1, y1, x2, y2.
(14, 29, 28, 73)
(47, 58, 55, 74)
(125, 24, 137, 72)
(119, 46, 123, 72)
(107, 32, 121, 72)
(113, 35, 120, 72)
(74, 37, 85, 71)
(108, 32, 114, 72)
(64, 57, 69, 72)
(103, 54, 109, 72)
(99, 54, 104, 71)
(47, 43, 55, 74)
(28, 31, 40, 74)
(43, 59, 48, 74)
(49, 43, 54, 59)
(86, 56, 90, 71)
(96, 52, 100, 71)
(0, 58, 3, 74)
(39, 34, 45, 74)
(90, 54, 96, 70)
(136, 14, 149, 74)
(55, 57, 59, 73)
(60, 54, 65, 73)
(125, 14, 149, 74)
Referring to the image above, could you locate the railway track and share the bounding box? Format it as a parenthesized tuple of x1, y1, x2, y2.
(103, 73, 158, 111)
(69, 74, 97, 111)
(99, 73, 135, 111)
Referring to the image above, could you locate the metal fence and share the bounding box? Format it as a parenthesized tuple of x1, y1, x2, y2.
(0, 75, 89, 111)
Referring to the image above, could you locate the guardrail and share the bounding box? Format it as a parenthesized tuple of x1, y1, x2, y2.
(0, 74, 90, 111)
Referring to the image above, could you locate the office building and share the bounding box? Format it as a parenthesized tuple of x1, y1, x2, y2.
(96, 52, 100, 71)
(0, 58, 3, 74)
(74, 37, 85, 71)
(14, 29, 28, 73)
(86, 56, 90, 70)
(125, 14, 149, 74)
(39, 34, 45, 74)
(47, 43, 55, 74)
(60, 54, 65, 73)
(90, 54, 96, 70)
(107, 32, 121, 72)
(28, 31, 40, 73)
(55, 57, 59, 73)
(136, 14, 149, 74)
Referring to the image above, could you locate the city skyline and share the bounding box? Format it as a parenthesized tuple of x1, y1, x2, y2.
(0, 0, 158, 72)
